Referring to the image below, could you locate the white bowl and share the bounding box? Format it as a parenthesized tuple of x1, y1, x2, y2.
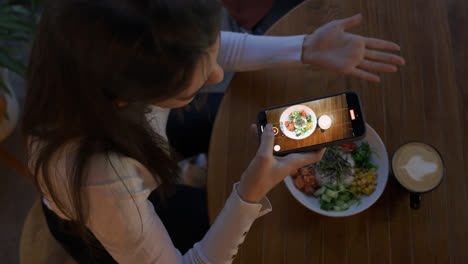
(279, 105, 317, 140)
(283, 123, 389, 217)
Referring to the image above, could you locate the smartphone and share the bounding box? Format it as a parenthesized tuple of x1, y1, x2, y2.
(257, 91, 366, 156)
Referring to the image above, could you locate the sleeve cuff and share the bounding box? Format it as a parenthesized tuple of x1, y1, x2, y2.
(233, 182, 272, 217)
(242, 34, 306, 70)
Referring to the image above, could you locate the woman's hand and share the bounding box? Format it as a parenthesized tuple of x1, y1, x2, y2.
(301, 13, 406, 83)
(237, 124, 325, 203)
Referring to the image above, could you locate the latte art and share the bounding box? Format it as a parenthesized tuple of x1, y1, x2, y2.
(402, 156, 439, 182)
(392, 142, 444, 192)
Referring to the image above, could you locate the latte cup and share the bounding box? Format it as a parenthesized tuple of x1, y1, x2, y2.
(391, 141, 445, 209)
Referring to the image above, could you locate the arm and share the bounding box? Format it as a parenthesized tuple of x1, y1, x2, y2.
(218, 31, 305, 72)
(218, 14, 405, 82)
(84, 155, 271, 264)
(84, 125, 325, 263)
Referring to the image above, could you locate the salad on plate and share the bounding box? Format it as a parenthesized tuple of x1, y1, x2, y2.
(292, 142, 379, 212)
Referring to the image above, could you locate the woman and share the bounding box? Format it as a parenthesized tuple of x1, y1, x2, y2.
(22, 0, 404, 263)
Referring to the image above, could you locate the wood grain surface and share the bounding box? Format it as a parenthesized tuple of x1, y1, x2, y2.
(207, 0, 468, 263)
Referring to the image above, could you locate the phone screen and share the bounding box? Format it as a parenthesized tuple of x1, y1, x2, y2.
(262, 93, 363, 154)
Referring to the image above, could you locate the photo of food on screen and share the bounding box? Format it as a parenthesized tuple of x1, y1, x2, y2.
(265, 94, 354, 152)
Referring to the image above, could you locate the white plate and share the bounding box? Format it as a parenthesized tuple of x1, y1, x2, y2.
(279, 105, 317, 140)
(283, 123, 389, 217)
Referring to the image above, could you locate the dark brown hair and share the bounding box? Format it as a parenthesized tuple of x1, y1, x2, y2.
(22, 0, 221, 251)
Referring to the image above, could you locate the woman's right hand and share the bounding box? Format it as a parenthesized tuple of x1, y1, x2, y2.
(237, 124, 326, 203)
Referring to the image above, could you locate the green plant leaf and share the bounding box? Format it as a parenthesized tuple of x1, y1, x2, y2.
(0, 78, 11, 96)
(10, 5, 30, 16)
(0, 31, 30, 43)
(1, 47, 21, 54)
(0, 14, 35, 34)
(9, 16, 35, 28)
(0, 48, 25, 77)
(0, 22, 34, 34)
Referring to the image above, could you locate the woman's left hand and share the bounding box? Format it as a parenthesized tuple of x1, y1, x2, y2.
(301, 13, 405, 83)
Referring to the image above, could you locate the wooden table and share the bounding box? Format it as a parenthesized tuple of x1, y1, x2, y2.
(207, 0, 468, 263)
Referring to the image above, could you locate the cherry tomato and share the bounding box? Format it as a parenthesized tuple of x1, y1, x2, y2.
(303, 175, 315, 185)
(294, 176, 305, 190)
(340, 143, 357, 150)
(304, 185, 315, 194)
(301, 110, 307, 117)
(301, 167, 315, 176)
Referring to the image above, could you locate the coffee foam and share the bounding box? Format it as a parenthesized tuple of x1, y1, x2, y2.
(392, 142, 444, 192)
(402, 156, 439, 182)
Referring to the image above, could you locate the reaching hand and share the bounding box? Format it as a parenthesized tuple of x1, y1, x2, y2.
(301, 14, 405, 82)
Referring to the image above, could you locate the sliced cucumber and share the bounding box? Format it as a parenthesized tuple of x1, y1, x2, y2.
(316, 184, 360, 212)
(321, 194, 331, 203)
(333, 206, 341, 211)
(339, 184, 346, 191)
(335, 200, 345, 207)
(325, 189, 338, 199)
(314, 186, 326, 196)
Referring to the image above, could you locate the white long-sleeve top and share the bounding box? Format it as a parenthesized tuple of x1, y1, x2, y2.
(40, 32, 305, 263)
